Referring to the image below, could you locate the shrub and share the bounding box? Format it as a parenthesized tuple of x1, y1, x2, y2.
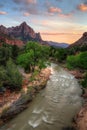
(81, 72, 87, 88)
(66, 55, 79, 69)
(6, 59, 22, 90)
(66, 51, 87, 70)
(78, 52, 87, 69)
(0, 66, 7, 87)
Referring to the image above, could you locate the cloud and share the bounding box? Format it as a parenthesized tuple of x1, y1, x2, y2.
(20, 6, 38, 15)
(23, 12, 30, 16)
(48, 6, 62, 14)
(27, 0, 36, 4)
(12, 0, 38, 15)
(0, 11, 7, 15)
(13, 0, 36, 4)
(58, 12, 73, 18)
(77, 3, 87, 12)
(41, 32, 81, 35)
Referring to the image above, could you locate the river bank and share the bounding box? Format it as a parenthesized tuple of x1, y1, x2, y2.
(0, 63, 82, 130)
(63, 66, 87, 130)
(0, 68, 51, 126)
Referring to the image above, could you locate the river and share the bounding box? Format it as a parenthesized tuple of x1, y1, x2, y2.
(0, 63, 82, 130)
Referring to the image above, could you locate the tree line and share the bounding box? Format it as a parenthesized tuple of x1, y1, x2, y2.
(0, 42, 50, 91)
(0, 41, 87, 91)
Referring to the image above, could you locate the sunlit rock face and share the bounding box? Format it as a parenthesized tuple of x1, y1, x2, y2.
(69, 32, 87, 48)
(0, 22, 42, 46)
(8, 22, 41, 42)
(0, 22, 69, 48)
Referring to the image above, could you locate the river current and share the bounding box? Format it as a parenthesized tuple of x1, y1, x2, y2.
(0, 63, 82, 130)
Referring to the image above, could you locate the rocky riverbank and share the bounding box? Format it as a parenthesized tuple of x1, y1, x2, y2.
(64, 67, 87, 130)
(73, 87, 87, 130)
(0, 68, 51, 126)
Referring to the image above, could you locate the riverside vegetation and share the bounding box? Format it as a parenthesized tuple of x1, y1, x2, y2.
(0, 41, 51, 124)
(0, 40, 87, 128)
(1, 42, 87, 91)
(0, 41, 50, 91)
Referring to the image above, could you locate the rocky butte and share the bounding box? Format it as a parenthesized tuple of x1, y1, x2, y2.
(0, 22, 42, 47)
(0, 22, 69, 48)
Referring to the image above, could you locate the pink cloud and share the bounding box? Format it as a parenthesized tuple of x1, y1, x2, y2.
(58, 13, 73, 18)
(48, 6, 62, 14)
(0, 11, 7, 15)
(41, 32, 81, 35)
(23, 12, 30, 16)
(77, 3, 87, 11)
(26, 0, 36, 4)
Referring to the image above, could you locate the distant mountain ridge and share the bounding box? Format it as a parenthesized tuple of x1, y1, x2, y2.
(46, 41, 69, 48)
(69, 32, 87, 48)
(0, 22, 69, 48)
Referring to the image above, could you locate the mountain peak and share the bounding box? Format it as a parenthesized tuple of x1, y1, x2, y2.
(20, 21, 28, 27)
(0, 22, 42, 43)
(0, 25, 8, 34)
(83, 32, 87, 37)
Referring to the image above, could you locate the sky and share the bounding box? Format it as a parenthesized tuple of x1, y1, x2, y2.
(0, 0, 87, 44)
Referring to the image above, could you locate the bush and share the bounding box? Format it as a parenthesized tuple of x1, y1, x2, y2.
(0, 61, 23, 90)
(6, 59, 22, 90)
(0, 66, 7, 87)
(66, 51, 87, 70)
(81, 73, 87, 88)
(66, 55, 79, 69)
(78, 52, 87, 69)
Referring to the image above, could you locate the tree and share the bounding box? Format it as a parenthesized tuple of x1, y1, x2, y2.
(0, 66, 7, 87)
(79, 52, 87, 69)
(6, 59, 22, 90)
(66, 51, 87, 70)
(81, 72, 87, 88)
(11, 45, 20, 60)
(17, 50, 35, 72)
(66, 55, 79, 69)
(0, 46, 12, 65)
(17, 41, 50, 72)
(54, 48, 67, 62)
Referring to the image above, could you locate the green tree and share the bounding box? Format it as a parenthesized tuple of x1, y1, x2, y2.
(0, 66, 7, 87)
(0, 46, 12, 65)
(11, 45, 20, 60)
(6, 59, 22, 90)
(79, 52, 87, 69)
(66, 51, 87, 70)
(54, 48, 67, 62)
(66, 55, 79, 69)
(17, 41, 50, 72)
(81, 72, 87, 88)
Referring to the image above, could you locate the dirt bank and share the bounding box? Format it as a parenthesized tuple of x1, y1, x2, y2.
(0, 68, 51, 126)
